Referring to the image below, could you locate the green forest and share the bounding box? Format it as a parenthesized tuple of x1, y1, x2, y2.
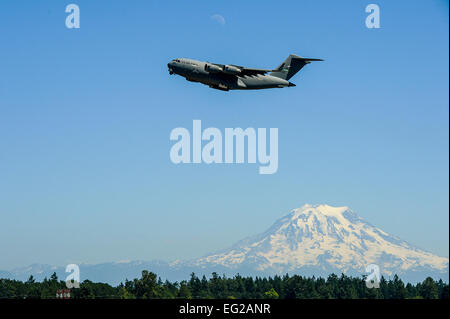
(0, 271, 448, 299)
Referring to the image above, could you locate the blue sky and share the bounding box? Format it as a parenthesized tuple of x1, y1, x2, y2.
(0, 0, 448, 269)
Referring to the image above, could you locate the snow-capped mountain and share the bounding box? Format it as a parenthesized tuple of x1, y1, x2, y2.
(184, 204, 448, 282)
(1, 204, 448, 284)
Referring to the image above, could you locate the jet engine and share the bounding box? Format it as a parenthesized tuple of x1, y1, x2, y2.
(222, 65, 241, 75)
(204, 63, 222, 73)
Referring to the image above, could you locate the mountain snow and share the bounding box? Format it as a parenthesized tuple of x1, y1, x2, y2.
(188, 204, 448, 280)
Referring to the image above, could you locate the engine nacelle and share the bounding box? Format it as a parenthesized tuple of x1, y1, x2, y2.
(222, 65, 241, 75)
(204, 63, 222, 73)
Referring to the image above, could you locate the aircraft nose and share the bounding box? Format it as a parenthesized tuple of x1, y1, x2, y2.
(168, 62, 174, 74)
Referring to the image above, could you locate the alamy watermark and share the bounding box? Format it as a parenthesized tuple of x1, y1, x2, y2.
(365, 264, 381, 288)
(365, 4, 380, 29)
(169, 120, 278, 174)
(55, 264, 80, 298)
(63, 3, 380, 30)
(65, 4, 80, 29)
(65, 263, 80, 289)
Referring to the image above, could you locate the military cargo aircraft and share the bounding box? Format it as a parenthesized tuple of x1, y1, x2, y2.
(167, 54, 323, 91)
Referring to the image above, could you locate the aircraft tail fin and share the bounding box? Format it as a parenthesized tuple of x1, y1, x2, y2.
(270, 54, 323, 81)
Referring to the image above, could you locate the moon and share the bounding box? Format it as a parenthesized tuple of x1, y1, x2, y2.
(211, 14, 226, 25)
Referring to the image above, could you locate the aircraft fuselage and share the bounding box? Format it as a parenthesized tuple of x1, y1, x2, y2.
(168, 58, 292, 91)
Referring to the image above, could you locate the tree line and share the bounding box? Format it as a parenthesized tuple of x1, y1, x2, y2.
(0, 271, 448, 299)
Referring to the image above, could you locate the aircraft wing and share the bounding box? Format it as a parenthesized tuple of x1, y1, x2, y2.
(211, 63, 273, 76)
(229, 64, 273, 75)
(210, 56, 324, 76)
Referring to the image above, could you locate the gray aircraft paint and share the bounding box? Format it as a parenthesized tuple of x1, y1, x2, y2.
(168, 54, 323, 91)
